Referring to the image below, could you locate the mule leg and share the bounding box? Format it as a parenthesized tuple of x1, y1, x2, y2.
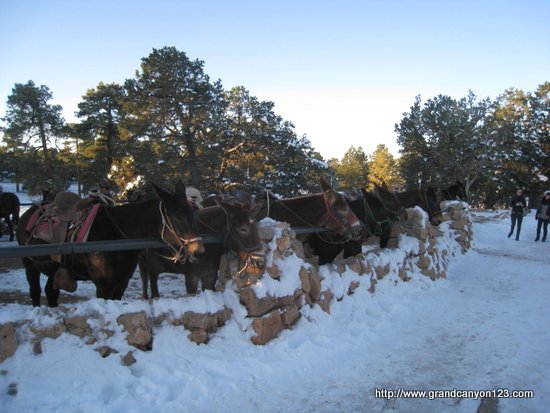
(185, 274, 199, 294)
(23, 258, 42, 307)
(150, 273, 160, 298)
(44, 276, 61, 307)
(5, 216, 14, 242)
(343, 241, 362, 258)
(201, 269, 217, 291)
(138, 260, 150, 299)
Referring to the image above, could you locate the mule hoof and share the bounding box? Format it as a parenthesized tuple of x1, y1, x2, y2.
(53, 268, 78, 292)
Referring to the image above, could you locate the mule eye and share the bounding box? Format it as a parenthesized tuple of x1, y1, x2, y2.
(238, 226, 248, 233)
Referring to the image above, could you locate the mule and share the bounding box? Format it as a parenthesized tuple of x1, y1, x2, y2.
(393, 185, 443, 225)
(16, 181, 205, 307)
(254, 177, 363, 241)
(307, 188, 405, 264)
(0, 192, 20, 241)
(139, 194, 265, 298)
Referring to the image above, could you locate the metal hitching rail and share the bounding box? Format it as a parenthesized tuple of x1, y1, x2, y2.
(0, 226, 327, 260)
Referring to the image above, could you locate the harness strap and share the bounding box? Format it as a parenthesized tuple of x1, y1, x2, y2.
(158, 201, 203, 263)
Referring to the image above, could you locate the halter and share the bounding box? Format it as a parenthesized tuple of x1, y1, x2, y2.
(373, 189, 406, 222)
(419, 188, 440, 222)
(198, 207, 266, 276)
(276, 192, 352, 245)
(361, 196, 391, 237)
(158, 201, 202, 263)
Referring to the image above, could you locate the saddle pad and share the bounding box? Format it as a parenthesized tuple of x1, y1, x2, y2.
(74, 203, 102, 243)
(26, 203, 53, 233)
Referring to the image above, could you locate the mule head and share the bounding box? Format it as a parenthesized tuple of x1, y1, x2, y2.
(372, 183, 407, 221)
(320, 178, 363, 240)
(152, 181, 205, 262)
(217, 198, 265, 275)
(424, 185, 443, 225)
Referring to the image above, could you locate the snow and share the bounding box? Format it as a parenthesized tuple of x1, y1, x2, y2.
(0, 183, 549, 413)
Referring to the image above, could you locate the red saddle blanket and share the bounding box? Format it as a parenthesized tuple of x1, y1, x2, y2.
(26, 202, 102, 244)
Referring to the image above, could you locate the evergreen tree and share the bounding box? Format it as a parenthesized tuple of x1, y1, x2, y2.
(368, 144, 403, 191)
(487, 86, 548, 206)
(1, 81, 69, 192)
(396, 92, 493, 197)
(331, 146, 369, 191)
(124, 47, 225, 188)
(74, 82, 128, 191)
(208, 86, 327, 196)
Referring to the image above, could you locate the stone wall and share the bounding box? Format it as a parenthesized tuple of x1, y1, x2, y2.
(0, 201, 472, 360)
(215, 200, 472, 345)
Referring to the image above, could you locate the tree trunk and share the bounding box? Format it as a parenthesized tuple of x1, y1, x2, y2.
(38, 121, 52, 172)
(184, 132, 199, 187)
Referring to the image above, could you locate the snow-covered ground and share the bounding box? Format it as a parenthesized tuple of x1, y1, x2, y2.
(0, 183, 549, 413)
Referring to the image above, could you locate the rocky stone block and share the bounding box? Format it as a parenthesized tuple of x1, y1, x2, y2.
(251, 310, 284, 345)
(117, 311, 152, 351)
(0, 323, 18, 362)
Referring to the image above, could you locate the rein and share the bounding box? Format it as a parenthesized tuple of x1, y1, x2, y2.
(361, 197, 391, 237)
(158, 201, 202, 263)
(198, 207, 265, 277)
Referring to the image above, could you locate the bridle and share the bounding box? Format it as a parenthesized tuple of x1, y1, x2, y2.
(419, 188, 441, 222)
(361, 196, 391, 237)
(198, 207, 266, 278)
(158, 201, 203, 263)
(275, 192, 355, 245)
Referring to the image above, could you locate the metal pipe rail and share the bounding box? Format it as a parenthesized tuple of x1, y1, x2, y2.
(0, 226, 328, 260)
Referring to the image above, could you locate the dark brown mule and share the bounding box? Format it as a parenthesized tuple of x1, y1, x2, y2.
(16, 181, 204, 307)
(0, 192, 20, 241)
(393, 184, 443, 225)
(139, 195, 265, 298)
(307, 188, 406, 264)
(254, 177, 363, 241)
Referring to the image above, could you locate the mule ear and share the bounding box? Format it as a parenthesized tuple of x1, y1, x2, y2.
(234, 190, 252, 209)
(175, 180, 187, 196)
(150, 182, 170, 200)
(320, 176, 333, 192)
(216, 199, 239, 217)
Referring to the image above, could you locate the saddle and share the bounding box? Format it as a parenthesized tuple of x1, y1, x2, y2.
(26, 192, 105, 253)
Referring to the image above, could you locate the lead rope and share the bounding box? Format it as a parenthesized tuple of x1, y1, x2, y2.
(158, 202, 202, 263)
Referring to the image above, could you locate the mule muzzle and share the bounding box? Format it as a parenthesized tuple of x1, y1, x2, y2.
(347, 224, 365, 241)
(239, 250, 266, 276)
(186, 237, 206, 262)
(430, 214, 443, 226)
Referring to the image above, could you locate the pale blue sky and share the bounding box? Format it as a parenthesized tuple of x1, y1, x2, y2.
(1, 0, 548, 159)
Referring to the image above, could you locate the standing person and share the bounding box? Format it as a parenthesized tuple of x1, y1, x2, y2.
(508, 189, 527, 241)
(535, 191, 550, 242)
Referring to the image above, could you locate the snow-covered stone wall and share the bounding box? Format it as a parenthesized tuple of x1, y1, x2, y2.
(0, 201, 472, 361)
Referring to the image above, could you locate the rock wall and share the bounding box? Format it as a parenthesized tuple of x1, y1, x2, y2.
(216, 200, 472, 345)
(0, 201, 472, 360)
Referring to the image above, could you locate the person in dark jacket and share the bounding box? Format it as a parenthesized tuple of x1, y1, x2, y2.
(535, 190, 550, 242)
(508, 189, 527, 240)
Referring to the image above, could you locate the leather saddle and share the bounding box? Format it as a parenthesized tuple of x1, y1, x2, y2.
(27, 192, 104, 250)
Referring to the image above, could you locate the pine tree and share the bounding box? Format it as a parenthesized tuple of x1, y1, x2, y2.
(396, 92, 492, 197)
(1, 81, 69, 193)
(368, 144, 403, 191)
(124, 47, 225, 188)
(331, 146, 369, 191)
(74, 82, 128, 192)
